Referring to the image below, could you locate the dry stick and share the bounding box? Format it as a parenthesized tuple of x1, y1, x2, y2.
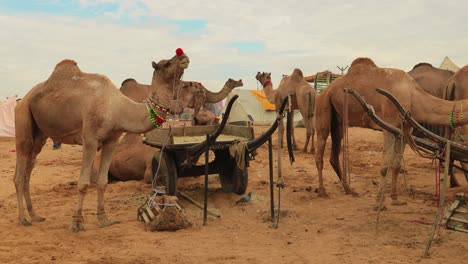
(179, 192, 221, 218)
(376, 135, 397, 229)
(424, 143, 451, 257)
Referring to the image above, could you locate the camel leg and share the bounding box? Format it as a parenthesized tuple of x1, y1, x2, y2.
(303, 116, 316, 154)
(69, 138, 99, 232)
(23, 135, 47, 222)
(315, 126, 330, 197)
(96, 139, 120, 228)
(375, 132, 406, 210)
(390, 138, 406, 206)
(14, 106, 46, 226)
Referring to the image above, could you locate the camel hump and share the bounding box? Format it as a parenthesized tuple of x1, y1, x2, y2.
(121, 78, 136, 86)
(55, 59, 78, 69)
(350, 57, 377, 69)
(49, 59, 82, 78)
(411, 62, 433, 70)
(290, 68, 304, 81)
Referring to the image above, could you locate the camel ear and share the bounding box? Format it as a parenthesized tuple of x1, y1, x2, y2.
(152, 61, 158, 70)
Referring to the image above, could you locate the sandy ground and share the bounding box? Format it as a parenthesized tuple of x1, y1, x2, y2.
(1, 126, 467, 264)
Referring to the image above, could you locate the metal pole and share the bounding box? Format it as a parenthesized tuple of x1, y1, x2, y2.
(268, 137, 274, 222)
(203, 134, 210, 226)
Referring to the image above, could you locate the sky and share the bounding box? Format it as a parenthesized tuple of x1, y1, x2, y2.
(1, 0, 467, 99)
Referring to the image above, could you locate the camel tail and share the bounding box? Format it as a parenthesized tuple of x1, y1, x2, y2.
(307, 92, 315, 118)
(329, 98, 343, 180)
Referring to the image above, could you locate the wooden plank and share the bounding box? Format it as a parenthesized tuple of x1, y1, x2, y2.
(145, 205, 155, 220)
(449, 215, 468, 224)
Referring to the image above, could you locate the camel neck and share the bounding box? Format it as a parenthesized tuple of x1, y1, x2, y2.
(116, 98, 168, 134)
(411, 88, 468, 127)
(151, 71, 184, 88)
(262, 83, 276, 104)
(204, 83, 232, 103)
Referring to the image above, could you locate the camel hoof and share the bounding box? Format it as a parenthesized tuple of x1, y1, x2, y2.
(31, 215, 46, 222)
(310, 149, 316, 154)
(317, 187, 329, 198)
(346, 190, 359, 197)
(19, 219, 32, 227)
(373, 205, 387, 211)
(69, 215, 85, 232)
(98, 219, 120, 228)
(68, 222, 86, 232)
(391, 200, 407, 206)
(97, 214, 120, 228)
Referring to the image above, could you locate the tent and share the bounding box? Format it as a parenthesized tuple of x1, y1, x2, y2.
(0, 96, 17, 137)
(439, 56, 460, 72)
(224, 89, 277, 126)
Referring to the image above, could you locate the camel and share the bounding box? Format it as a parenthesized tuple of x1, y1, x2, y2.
(193, 105, 220, 125)
(407, 63, 464, 186)
(408, 63, 454, 98)
(314, 57, 468, 209)
(256, 69, 316, 153)
(444, 65, 468, 185)
(92, 133, 159, 183)
(14, 49, 190, 232)
(187, 79, 243, 123)
(120, 63, 242, 123)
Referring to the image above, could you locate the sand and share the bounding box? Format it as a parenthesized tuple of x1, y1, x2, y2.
(0, 126, 467, 264)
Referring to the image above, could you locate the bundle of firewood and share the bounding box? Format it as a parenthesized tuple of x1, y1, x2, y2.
(138, 195, 192, 231)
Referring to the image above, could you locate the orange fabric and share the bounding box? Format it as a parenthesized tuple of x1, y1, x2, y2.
(249, 90, 276, 111)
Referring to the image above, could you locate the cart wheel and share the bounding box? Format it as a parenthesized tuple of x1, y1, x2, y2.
(219, 162, 248, 195)
(158, 151, 178, 195)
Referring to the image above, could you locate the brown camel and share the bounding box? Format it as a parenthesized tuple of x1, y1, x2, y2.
(120, 63, 242, 123)
(407, 62, 464, 186)
(14, 49, 190, 232)
(314, 57, 468, 208)
(92, 133, 159, 183)
(444, 65, 468, 184)
(256, 69, 316, 153)
(408, 63, 454, 98)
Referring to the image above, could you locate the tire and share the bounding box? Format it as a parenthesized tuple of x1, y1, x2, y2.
(159, 151, 178, 195)
(219, 161, 248, 195)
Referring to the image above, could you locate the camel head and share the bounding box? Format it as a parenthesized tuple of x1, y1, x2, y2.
(194, 107, 219, 126)
(224, 78, 243, 91)
(255, 72, 272, 87)
(151, 48, 190, 81)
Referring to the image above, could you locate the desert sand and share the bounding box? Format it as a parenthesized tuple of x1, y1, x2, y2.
(1, 126, 467, 264)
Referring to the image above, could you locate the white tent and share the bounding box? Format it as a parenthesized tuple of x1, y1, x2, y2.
(439, 56, 460, 72)
(0, 96, 18, 137)
(224, 89, 277, 126)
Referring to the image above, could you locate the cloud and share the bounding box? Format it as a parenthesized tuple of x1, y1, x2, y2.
(1, 0, 468, 99)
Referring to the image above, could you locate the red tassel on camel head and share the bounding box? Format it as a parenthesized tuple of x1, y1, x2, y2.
(176, 48, 184, 56)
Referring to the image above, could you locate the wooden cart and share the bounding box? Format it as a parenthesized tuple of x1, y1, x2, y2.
(143, 95, 292, 196)
(144, 123, 255, 195)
